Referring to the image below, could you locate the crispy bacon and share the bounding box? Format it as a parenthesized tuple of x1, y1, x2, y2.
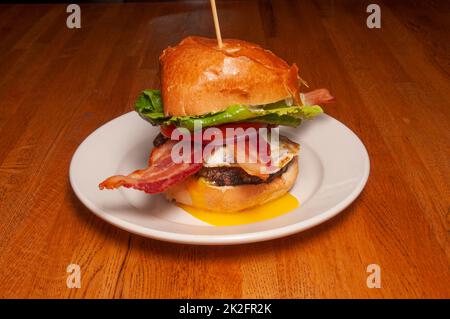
(100, 119, 304, 192)
(99, 140, 202, 194)
(236, 161, 278, 180)
(303, 88, 335, 105)
(233, 135, 279, 180)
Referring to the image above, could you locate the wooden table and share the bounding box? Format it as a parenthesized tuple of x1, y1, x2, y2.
(0, 0, 449, 299)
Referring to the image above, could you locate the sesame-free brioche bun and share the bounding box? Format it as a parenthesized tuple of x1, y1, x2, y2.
(159, 36, 303, 117)
(165, 157, 298, 213)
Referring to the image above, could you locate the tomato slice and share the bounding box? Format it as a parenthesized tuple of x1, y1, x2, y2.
(160, 122, 271, 143)
(160, 124, 177, 138)
(216, 122, 268, 131)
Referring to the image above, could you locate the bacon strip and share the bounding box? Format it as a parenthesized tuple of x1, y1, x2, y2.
(99, 140, 202, 194)
(233, 136, 279, 179)
(303, 88, 335, 105)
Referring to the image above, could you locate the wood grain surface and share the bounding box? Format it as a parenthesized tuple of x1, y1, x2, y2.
(0, 0, 449, 298)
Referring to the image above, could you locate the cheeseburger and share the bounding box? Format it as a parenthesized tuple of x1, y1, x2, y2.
(99, 36, 333, 212)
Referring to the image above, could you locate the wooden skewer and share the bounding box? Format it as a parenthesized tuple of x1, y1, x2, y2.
(209, 0, 223, 48)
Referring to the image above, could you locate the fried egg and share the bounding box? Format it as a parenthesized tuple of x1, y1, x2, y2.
(203, 136, 299, 172)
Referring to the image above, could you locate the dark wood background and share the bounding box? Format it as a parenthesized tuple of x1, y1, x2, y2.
(0, 0, 449, 298)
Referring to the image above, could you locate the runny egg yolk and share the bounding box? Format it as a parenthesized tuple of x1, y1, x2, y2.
(177, 193, 299, 226)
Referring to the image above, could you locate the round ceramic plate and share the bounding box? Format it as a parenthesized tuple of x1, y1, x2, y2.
(70, 112, 369, 245)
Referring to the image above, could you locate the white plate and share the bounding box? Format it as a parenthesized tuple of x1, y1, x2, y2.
(70, 112, 369, 245)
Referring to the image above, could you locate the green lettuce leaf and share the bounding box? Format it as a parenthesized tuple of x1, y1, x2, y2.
(135, 90, 165, 125)
(135, 89, 323, 129)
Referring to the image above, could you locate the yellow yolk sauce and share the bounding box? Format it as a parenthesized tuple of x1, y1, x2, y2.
(177, 193, 299, 226)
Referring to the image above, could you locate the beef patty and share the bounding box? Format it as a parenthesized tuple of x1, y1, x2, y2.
(197, 159, 295, 186)
(153, 132, 169, 147)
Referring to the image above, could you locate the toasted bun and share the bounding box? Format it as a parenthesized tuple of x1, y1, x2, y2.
(159, 36, 302, 116)
(165, 158, 298, 212)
